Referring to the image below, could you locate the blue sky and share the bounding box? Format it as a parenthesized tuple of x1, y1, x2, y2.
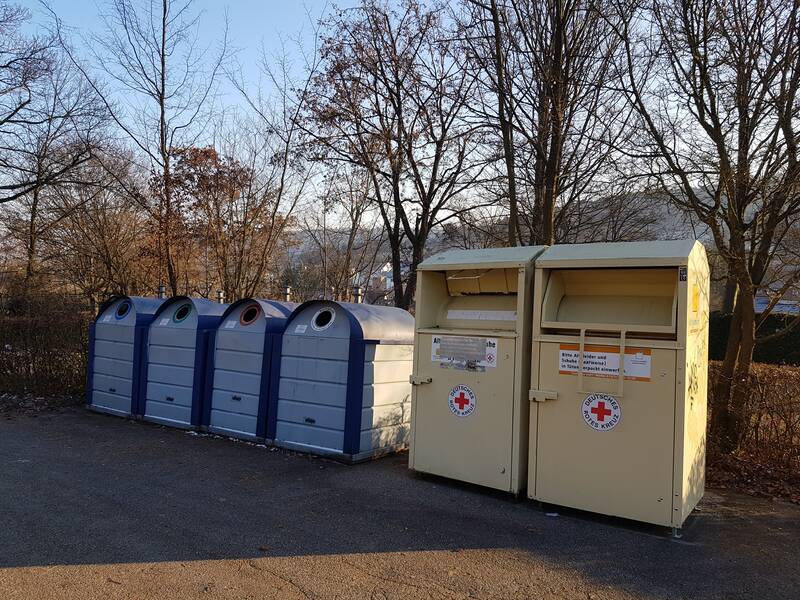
(18, 0, 356, 107)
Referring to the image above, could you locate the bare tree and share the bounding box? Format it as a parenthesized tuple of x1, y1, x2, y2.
(301, 166, 388, 300)
(306, 0, 487, 309)
(43, 153, 155, 306)
(615, 0, 800, 452)
(459, 0, 633, 245)
(53, 0, 228, 295)
(0, 3, 102, 205)
(3, 53, 105, 283)
(226, 36, 320, 300)
(460, 0, 520, 245)
(171, 131, 304, 302)
(440, 204, 510, 249)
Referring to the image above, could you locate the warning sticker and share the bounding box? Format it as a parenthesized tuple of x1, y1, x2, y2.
(294, 324, 307, 334)
(448, 384, 477, 417)
(582, 393, 621, 431)
(159, 318, 170, 326)
(559, 344, 651, 381)
(224, 320, 237, 329)
(102, 315, 112, 323)
(432, 335, 498, 371)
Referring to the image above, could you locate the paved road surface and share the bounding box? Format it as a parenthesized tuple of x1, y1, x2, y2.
(1, 408, 798, 599)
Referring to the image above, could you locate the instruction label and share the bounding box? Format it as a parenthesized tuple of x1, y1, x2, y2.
(432, 335, 498, 371)
(558, 344, 651, 381)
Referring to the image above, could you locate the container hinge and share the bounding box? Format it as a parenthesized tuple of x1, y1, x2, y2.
(529, 389, 558, 402)
(410, 375, 432, 386)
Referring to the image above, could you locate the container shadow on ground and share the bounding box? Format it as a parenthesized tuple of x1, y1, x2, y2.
(0, 409, 798, 600)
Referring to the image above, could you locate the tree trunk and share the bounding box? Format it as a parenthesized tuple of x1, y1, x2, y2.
(728, 282, 756, 450)
(401, 267, 417, 311)
(722, 274, 737, 313)
(400, 242, 424, 311)
(160, 0, 178, 297)
(25, 186, 40, 282)
(390, 236, 404, 308)
(489, 0, 519, 247)
(162, 160, 179, 296)
(711, 295, 742, 452)
(711, 274, 757, 455)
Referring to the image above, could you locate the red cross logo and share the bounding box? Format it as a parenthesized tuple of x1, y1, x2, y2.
(582, 393, 621, 430)
(449, 385, 476, 417)
(591, 401, 613, 422)
(453, 391, 470, 411)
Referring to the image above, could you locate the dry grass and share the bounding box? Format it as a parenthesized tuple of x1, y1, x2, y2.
(0, 293, 91, 396)
(708, 361, 800, 503)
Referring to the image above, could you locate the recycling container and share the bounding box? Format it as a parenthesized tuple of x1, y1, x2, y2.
(87, 296, 166, 417)
(408, 246, 547, 493)
(527, 240, 709, 529)
(268, 300, 414, 462)
(142, 296, 228, 429)
(204, 298, 295, 441)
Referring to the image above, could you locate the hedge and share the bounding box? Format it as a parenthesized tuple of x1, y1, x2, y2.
(710, 312, 800, 366)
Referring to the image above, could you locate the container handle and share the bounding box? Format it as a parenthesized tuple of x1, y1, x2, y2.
(617, 330, 627, 398)
(577, 328, 626, 398)
(577, 328, 586, 394)
(446, 269, 491, 281)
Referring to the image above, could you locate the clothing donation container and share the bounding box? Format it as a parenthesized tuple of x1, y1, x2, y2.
(528, 240, 709, 529)
(87, 296, 166, 417)
(268, 300, 414, 462)
(205, 299, 294, 441)
(409, 246, 546, 493)
(142, 296, 228, 429)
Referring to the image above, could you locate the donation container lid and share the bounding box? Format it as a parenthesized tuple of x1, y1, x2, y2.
(419, 246, 547, 271)
(536, 240, 700, 269)
(286, 300, 414, 344)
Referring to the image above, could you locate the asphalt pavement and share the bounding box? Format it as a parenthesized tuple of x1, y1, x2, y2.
(0, 408, 798, 599)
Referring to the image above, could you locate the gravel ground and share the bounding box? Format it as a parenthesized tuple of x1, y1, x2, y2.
(0, 407, 798, 600)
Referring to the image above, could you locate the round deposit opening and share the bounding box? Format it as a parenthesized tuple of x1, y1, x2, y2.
(311, 307, 335, 331)
(240, 304, 261, 326)
(115, 301, 131, 319)
(173, 303, 192, 323)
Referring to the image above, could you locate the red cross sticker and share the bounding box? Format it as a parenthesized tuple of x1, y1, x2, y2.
(453, 391, 470, 411)
(591, 401, 613, 422)
(449, 385, 476, 417)
(582, 394, 621, 430)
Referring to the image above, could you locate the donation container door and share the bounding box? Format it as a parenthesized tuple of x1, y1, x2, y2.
(534, 343, 676, 525)
(412, 332, 516, 491)
(532, 266, 681, 526)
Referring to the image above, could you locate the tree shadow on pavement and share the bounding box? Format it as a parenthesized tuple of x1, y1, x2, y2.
(1, 409, 798, 600)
